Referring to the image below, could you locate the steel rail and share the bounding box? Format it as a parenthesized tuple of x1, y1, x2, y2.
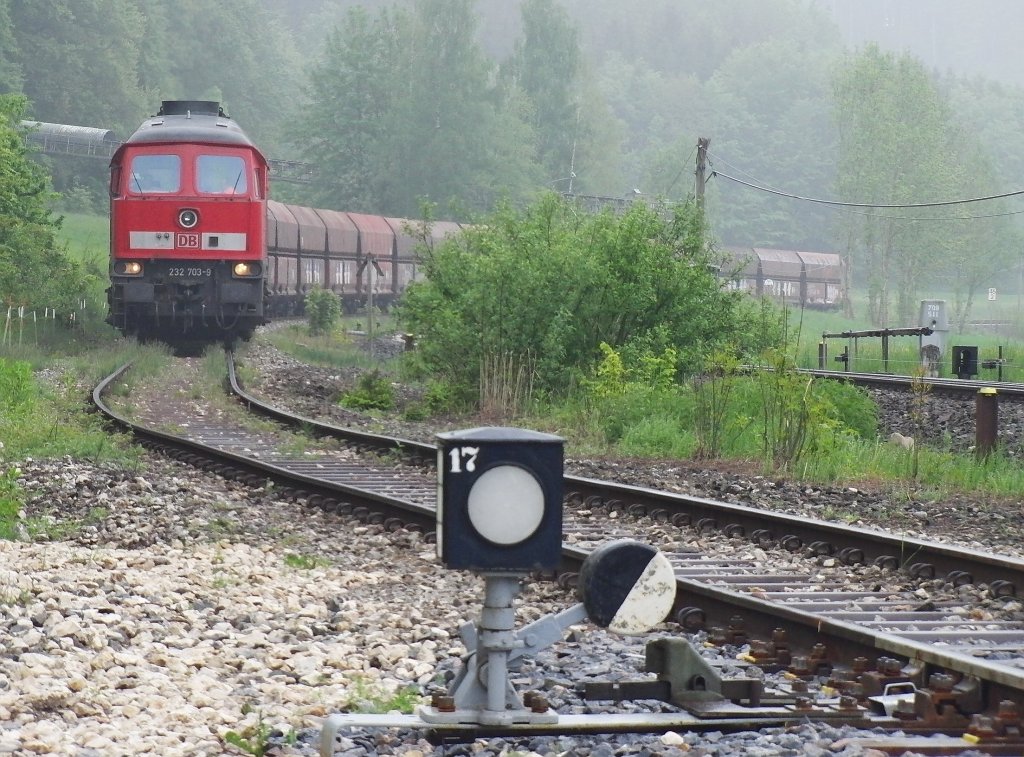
(95, 359, 1024, 737)
(797, 368, 1024, 399)
(224, 354, 1024, 718)
(229, 353, 1024, 592)
(93, 361, 436, 532)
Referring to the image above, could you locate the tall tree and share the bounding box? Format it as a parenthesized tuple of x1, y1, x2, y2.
(300, 5, 409, 212)
(300, 0, 541, 217)
(8, 0, 149, 131)
(165, 0, 302, 153)
(503, 0, 583, 185)
(833, 45, 970, 325)
(0, 95, 87, 313)
(0, 0, 22, 93)
(697, 38, 838, 250)
(389, 0, 510, 213)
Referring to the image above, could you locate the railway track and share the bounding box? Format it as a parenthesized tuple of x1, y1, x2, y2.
(800, 367, 1024, 400)
(93, 354, 1024, 753)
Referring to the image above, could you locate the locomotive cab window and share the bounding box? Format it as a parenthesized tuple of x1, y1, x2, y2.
(128, 155, 181, 194)
(197, 155, 248, 195)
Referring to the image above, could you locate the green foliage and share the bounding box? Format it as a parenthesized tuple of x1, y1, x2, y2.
(586, 385, 690, 447)
(283, 552, 329, 570)
(400, 196, 762, 407)
(586, 340, 678, 400)
(305, 287, 341, 337)
(0, 358, 34, 416)
(832, 45, 1016, 326)
(224, 724, 271, 755)
(422, 379, 465, 415)
(300, 0, 542, 216)
(812, 378, 877, 441)
(691, 347, 743, 459)
(576, 342, 693, 448)
(225, 700, 296, 753)
(0, 343, 151, 465)
(747, 350, 879, 472)
(618, 417, 696, 459)
(342, 676, 421, 714)
(0, 466, 24, 540)
(0, 96, 92, 319)
(588, 343, 626, 399)
(9, 1, 148, 132)
(502, 0, 584, 182)
(0, 1, 21, 93)
(754, 351, 818, 471)
(339, 370, 395, 411)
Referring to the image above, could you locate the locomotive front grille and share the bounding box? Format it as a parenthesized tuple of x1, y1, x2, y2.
(111, 260, 263, 312)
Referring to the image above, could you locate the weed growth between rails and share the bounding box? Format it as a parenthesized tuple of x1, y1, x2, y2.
(341, 676, 422, 714)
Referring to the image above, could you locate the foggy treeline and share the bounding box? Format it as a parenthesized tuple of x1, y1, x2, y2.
(4, 0, 1024, 325)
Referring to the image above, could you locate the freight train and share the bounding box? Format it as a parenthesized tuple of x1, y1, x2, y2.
(107, 101, 462, 346)
(106, 102, 842, 346)
(717, 246, 845, 309)
(263, 200, 462, 318)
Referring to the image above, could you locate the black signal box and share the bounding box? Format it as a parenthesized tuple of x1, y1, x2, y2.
(436, 427, 564, 573)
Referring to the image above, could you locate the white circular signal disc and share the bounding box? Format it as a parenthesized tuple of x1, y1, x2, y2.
(466, 465, 545, 545)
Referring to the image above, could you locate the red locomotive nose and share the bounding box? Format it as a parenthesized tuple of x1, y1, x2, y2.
(107, 101, 268, 346)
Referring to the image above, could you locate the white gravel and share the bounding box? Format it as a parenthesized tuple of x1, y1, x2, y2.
(0, 339, 1014, 756)
(0, 457, 499, 756)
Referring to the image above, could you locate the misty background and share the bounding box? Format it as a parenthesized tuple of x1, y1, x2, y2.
(4, 0, 1024, 325)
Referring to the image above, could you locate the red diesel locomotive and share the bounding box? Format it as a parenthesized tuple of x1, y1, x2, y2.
(107, 100, 269, 343)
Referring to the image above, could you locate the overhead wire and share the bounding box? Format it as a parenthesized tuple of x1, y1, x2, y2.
(704, 149, 1024, 221)
(662, 143, 697, 197)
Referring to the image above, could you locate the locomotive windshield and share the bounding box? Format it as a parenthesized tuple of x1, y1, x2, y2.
(197, 155, 248, 195)
(128, 154, 181, 194)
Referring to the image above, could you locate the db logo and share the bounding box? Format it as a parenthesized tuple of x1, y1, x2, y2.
(176, 233, 200, 248)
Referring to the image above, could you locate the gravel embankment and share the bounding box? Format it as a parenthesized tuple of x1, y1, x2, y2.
(0, 339, 1020, 756)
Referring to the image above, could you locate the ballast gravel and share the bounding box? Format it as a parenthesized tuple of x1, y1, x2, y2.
(1, 339, 1020, 755)
(4, 456, 992, 757)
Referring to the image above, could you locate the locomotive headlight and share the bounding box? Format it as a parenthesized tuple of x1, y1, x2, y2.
(117, 261, 143, 276)
(233, 262, 260, 277)
(178, 208, 199, 229)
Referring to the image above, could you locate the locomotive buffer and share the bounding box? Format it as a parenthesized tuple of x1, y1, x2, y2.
(320, 427, 679, 755)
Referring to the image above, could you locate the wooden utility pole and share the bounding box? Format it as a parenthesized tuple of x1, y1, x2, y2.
(695, 137, 710, 210)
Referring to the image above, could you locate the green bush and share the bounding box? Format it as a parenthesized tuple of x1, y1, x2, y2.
(618, 417, 697, 458)
(0, 467, 23, 540)
(423, 379, 468, 414)
(339, 370, 395, 411)
(306, 287, 341, 337)
(591, 385, 693, 446)
(399, 195, 775, 405)
(812, 379, 878, 440)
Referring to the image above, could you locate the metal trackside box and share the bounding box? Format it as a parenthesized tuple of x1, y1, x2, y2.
(436, 427, 564, 572)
